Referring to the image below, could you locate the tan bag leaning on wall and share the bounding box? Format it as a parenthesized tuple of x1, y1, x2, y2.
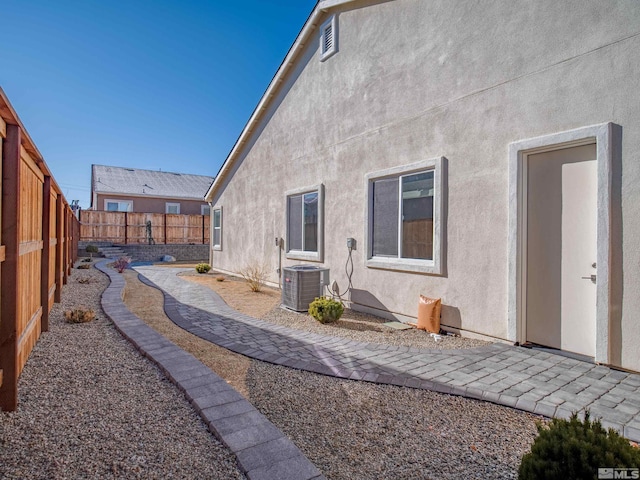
(417, 295, 442, 333)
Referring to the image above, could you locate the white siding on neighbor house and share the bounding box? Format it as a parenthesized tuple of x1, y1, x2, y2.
(209, 0, 640, 371)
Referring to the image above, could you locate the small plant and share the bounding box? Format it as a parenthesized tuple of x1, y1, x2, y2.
(82, 257, 92, 263)
(308, 296, 344, 324)
(77, 264, 91, 270)
(85, 244, 99, 258)
(518, 411, 640, 480)
(113, 256, 131, 273)
(195, 263, 211, 274)
(216, 275, 225, 282)
(239, 261, 269, 292)
(77, 276, 92, 284)
(64, 308, 95, 323)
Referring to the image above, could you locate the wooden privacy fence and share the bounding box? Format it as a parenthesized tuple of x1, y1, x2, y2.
(80, 210, 209, 244)
(0, 88, 79, 411)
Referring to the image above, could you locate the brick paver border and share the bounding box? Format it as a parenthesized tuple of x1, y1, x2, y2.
(134, 265, 640, 443)
(96, 261, 324, 480)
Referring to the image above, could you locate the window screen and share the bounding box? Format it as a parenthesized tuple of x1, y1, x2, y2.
(213, 209, 221, 247)
(288, 194, 303, 251)
(372, 177, 399, 257)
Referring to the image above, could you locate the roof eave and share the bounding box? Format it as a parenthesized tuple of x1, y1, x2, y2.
(93, 191, 208, 201)
(205, 0, 358, 202)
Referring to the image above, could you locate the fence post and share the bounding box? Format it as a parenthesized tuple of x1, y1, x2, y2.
(40, 176, 51, 332)
(55, 195, 63, 302)
(68, 210, 73, 272)
(0, 124, 21, 411)
(73, 217, 79, 262)
(164, 214, 167, 244)
(63, 208, 69, 283)
(202, 214, 205, 244)
(124, 211, 128, 245)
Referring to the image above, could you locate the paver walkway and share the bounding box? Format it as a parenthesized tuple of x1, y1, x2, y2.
(134, 265, 640, 443)
(98, 262, 324, 480)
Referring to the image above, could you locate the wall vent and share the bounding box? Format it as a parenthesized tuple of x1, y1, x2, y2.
(319, 15, 338, 61)
(282, 265, 330, 311)
(323, 24, 333, 53)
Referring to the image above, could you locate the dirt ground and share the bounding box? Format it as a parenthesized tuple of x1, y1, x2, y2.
(121, 266, 471, 395)
(121, 269, 255, 396)
(180, 271, 281, 319)
(152, 264, 281, 318)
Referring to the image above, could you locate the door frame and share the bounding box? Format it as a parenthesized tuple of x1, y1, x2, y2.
(508, 123, 615, 364)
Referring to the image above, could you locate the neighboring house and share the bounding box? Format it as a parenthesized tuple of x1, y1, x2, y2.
(205, 0, 640, 372)
(91, 164, 213, 215)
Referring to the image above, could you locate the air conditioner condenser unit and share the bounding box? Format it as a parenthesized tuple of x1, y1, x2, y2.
(282, 265, 330, 312)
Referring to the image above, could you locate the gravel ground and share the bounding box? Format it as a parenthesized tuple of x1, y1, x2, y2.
(246, 362, 540, 480)
(262, 305, 490, 350)
(0, 264, 245, 480)
(180, 270, 543, 479)
(163, 268, 541, 479)
(181, 270, 491, 350)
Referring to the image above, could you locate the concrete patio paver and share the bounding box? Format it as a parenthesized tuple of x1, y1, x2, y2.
(134, 265, 640, 442)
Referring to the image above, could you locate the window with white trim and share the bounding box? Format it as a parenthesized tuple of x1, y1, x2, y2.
(286, 184, 324, 262)
(166, 202, 180, 214)
(365, 158, 445, 274)
(319, 15, 338, 61)
(104, 199, 132, 212)
(212, 207, 222, 250)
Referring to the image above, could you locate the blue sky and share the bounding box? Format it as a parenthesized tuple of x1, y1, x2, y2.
(1, 0, 316, 208)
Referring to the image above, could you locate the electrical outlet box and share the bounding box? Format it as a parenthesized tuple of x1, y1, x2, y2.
(347, 237, 356, 249)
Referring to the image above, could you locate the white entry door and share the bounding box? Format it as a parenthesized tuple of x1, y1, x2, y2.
(525, 144, 597, 357)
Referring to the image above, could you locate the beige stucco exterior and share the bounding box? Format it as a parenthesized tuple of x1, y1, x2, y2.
(207, 0, 640, 371)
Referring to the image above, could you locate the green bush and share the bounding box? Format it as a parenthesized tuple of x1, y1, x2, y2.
(85, 244, 99, 259)
(518, 411, 640, 480)
(195, 263, 211, 274)
(308, 297, 344, 324)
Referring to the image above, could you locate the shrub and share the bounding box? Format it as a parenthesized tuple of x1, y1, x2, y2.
(64, 308, 95, 323)
(216, 275, 225, 282)
(195, 263, 211, 274)
(309, 296, 344, 324)
(77, 276, 92, 284)
(85, 244, 99, 258)
(77, 264, 91, 269)
(239, 261, 269, 292)
(113, 256, 131, 273)
(518, 411, 640, 480)
(82, 257, 92, 263)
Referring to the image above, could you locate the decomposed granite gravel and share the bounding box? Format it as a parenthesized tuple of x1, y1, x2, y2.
(144, 267, 544, 479)
(246, 362, 540, 480)
(2, 262, 545, 480)
(0, 266, 245, 480)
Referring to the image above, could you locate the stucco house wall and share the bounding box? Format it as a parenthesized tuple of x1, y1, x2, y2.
(95, 193, 208, 215)
(208, 0, 640, 371)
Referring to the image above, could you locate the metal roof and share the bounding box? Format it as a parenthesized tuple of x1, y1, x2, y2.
(92, 164, 214, 200)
